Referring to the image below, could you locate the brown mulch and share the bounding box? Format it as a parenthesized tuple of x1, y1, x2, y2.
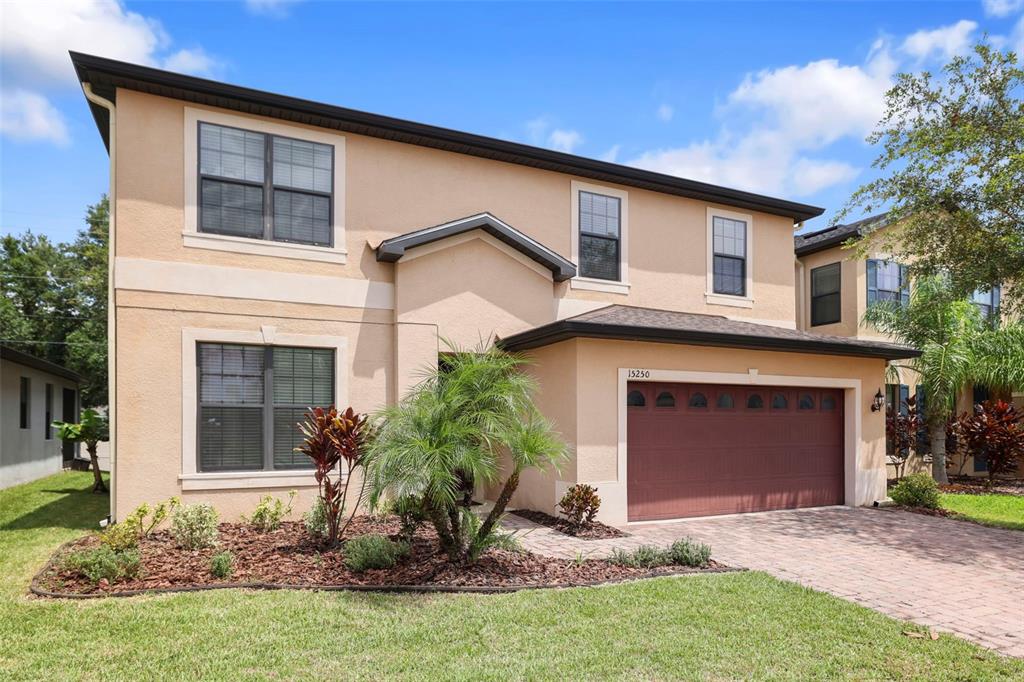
(34, 515, 725, 597)
(886, 505, 959, 520)
(511, 510, 627, 540)
(941, 476, 1024, 497)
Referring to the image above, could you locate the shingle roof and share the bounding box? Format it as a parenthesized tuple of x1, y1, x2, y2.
(1, 346, 82, 382)
(376, 213, 576, 281)
(498, 304, 920, 360)
(794, 213, 889, 256)
(70, 51, 824, 223)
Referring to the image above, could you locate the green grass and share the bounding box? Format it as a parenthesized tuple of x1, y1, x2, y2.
(2, 473, 1022, 680)
(941, 492, 1024, 531)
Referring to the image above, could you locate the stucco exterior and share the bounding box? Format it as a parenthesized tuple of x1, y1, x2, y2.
(87, 65, 902, 524)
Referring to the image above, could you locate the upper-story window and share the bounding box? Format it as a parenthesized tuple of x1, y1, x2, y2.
(971, 286, 1000, 321)
(867, 259, 908, 306)
(810, 262, 841, 326)
(198, 122, 334, 247)
(578, 190, 621, 281)
(712, 215, 747, 296)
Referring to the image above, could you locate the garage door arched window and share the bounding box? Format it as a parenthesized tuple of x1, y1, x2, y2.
(716, 392, 735, 409)
(771, 393, 788, 410)
(746, 393, 764, 409)
(798, 393, 815, 410)
(688, 392, 708, 409)
(627, 390, 646, 407)
(821, 395, 837, 411)
(655, 391, 676, 408)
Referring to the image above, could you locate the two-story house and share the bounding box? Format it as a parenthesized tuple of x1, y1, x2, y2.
(73, 52, 917, 526)
(794, 216, 1020, 477)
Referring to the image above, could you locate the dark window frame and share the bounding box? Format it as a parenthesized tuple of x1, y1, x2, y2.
(577, 190, 622, 281)
(196, 342, 335, 473)
(971, 286, 1001, 322)
(711, 215, 747, 297)
(44, 383, 53, 440)
(19, 376, 30, 429)
(810, 262, 841, 326)
(867, 259, 909, 307)
(197, 121, 335, 248)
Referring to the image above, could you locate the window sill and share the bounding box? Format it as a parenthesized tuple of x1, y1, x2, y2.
(570, 277, 631, 295)
(182, 231, 348, 264)
(179, 470, 328, 491)
(705, 292, 754, 309)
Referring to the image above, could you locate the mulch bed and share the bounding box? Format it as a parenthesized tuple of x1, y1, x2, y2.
(33, 515, 728, 598)
(941, 476, 1024, 497)
(511, 510, 627, 540)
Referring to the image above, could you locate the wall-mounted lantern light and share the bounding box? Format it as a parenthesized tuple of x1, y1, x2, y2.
(871, 389, 885, 412)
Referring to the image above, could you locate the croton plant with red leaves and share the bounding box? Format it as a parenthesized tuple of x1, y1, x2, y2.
(958, 400, 1024, 482)
(297, 406, 368, 545)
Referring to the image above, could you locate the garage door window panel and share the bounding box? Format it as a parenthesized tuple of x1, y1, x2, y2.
(687, 391, 708, 409)
(655, 390, 676, 409)
(771, 392, 790, 411)
(746, 392, 765, 410)
(715, 391, 736, 410)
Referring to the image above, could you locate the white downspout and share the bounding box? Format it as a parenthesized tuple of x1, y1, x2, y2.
(81, 83, 117, 522)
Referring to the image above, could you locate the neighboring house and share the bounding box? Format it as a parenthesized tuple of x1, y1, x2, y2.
(0, 347, 81, 489)
(794, 216, 1022, 478)
(73, 52, 918, 526)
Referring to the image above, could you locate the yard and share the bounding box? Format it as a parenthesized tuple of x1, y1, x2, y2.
(940, 492, 1024, 531)
(2, 473, 1023, 680)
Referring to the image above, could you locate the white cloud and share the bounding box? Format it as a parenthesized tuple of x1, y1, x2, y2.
(982, 0, 1024, 17)
(901, 20, 978, 61)
(600, 144, 621, 163)
(548, 129, 583, 153)
(0, 89, 70, 145)
(245, 0, 302, 17)
(789, 158, 860, 196)
(656, 104, 674, 122)
(0, 0, 222, 145)
(1014, 16, 1024, 56)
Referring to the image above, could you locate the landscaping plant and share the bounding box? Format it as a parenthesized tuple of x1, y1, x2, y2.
(886, 395, 922, 480)
(958, 400, 1024, 483)
(52, 408, 109, 493)
(171, 503, 219, 550)
(100, 497, 179, 551)
(303, 497, 329, 540)
(558, 484, 601, 530)
(668, 538, 712, 568)
(610, 540, 713, 569)
(889, 473, 941, 509)
(62, 546, 141, 584)
(209, 551, 234, 579)
(296, 406, 369, 546)
(343, 534, 409, 572)
(366, 343, 568, 563)
(243, 491, 296, 532)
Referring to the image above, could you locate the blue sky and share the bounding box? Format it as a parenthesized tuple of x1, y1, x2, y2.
(2, 0, 1023, 243)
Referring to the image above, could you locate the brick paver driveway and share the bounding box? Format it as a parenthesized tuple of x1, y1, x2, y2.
(508, 506, 1024, 657)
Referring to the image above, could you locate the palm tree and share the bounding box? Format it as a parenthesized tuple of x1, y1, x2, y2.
(864, 276, 1024, 482)
(365, 343, 568, 563)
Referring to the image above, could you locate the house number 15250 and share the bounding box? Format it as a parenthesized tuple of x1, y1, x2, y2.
(628, 369, 650, 379)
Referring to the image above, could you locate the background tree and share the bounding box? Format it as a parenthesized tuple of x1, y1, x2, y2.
(840, 44, 1023, 313)
(1, 197, 108, 406)
(53, 408, 109, 493)
(864, 276, 1024, 483)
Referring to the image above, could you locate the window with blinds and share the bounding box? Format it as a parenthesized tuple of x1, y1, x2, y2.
(712, 215, 746, 296)
(197, 343, 334, 472)
(198, 122, 333, 247)
(810, 262, 841, 326)
(578, 190, 621, 281)
(867, 259, 908, 306)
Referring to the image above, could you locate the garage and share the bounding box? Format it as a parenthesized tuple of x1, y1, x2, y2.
(627, 382, 844, 521)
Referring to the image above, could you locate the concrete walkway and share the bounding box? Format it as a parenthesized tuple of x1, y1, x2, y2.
(507, 506, 1024, 657)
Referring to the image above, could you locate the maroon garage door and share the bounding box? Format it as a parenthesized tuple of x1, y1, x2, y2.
(627, 382, 844, 521)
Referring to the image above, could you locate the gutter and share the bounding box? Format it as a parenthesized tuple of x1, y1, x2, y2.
(795, 258, 806, 330)
(81, 82, 117, 523)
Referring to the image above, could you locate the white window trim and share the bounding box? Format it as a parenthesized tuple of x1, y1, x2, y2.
(179, 326, 348, 490)
(570, 180, 629, 294)
(706, 207, 754, 307)
(183, 107, 347, 263)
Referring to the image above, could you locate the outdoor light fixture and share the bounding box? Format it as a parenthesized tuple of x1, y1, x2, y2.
(871, 389, 885, 412)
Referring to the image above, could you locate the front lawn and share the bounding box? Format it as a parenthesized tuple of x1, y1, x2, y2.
(2, 473, 1022, 680)
(940, 493, 1024, 531)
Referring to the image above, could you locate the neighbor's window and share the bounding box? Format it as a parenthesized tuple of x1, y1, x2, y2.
(197, 343, 334, 472)
(45, 383, 53, 440)
(810, 262, 841, 326)
(19, 377, 30, 429)
(712, 215, 747, 296)
(578, 190, 621, 281)
(199, 122, 333, 247)
(971, 286, 1000, 321)
(867, 260, 908, 306)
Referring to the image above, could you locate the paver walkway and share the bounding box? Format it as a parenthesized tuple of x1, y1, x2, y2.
(507, 506, 1024, 657)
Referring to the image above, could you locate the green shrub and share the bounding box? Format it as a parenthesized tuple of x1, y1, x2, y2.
(209, 551, 234, 579)
(609, 545, 673, 569)
(63, 546, 141, 584)
(669, 538, 712, 567)
(243, 491, 295, 532)
(388, 495, 428, 543)
(343, 534, 409, 572)
(303, 497, 330, 539)
(558, 484, 602, 529)
(890, 473, 940, 509)
(99, 497, 180, 551)
(171, 503, 219, 549)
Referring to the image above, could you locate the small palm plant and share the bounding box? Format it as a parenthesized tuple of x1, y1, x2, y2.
(365, 343, 568, 563)
(864, 276, 1024, 482)
(53, 408, 108, 493)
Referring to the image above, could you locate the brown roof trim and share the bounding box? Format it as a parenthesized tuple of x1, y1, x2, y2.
(794, 212, 889, 256)
(498, 307, 920, 360)
(70, 51, 825, 223)
(1, 346, 82, 382)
